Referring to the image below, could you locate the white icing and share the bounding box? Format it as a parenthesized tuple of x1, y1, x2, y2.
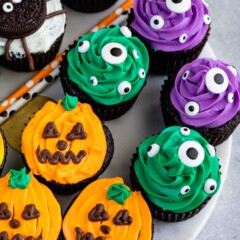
(179, 33, 188, 43)
(3, 2, 13, 12)
(150, 15, 164, 30)
(180, 127, 190, 136)
(118, 81, 132, 95)
(207, 144, 215, 157)
(12, 0, 22, 3)
(26, 80, 34, 87)
(139, 68, 145, 78)
(120, 26, 132, 38)
(204, 179, 217, 194)
(1, 100, 8, 107)
(228, 93, 234, 103)
(90, 76, 98, 86)
(147, 143, 160, 158)
(166, 0, 191, 14)
(204, 14, 211, 24)
(227, 65, 238, 77)
(178, 141, 205, 167)
(0, 0, 66, 57)
(180, 186, 190, 195)
(182, 70, 190, 80)
(185, 101, 199, 116)
(78, 41, 90, 53)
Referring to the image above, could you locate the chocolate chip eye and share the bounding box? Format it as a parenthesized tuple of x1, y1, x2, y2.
(150, 15, 164, 30)
(3, 2, 13, 12)
(204, 179, 217, 194)
(78, 40, 90, 53)
(182, 70, 190, 80)
(180, 186, 190, 195)
(139, 68, 145, 79)
(184, 101, 199, 116)
(90, 76, 98, 86)
(147, 144, 160, 158)
(101, 43, 127, 64)
(204, 14, 211, 25)
(118, 81, 132, 95)
(180, 127, 190, 136)
(178, 141, 205, 167)
(166, 0, 191, 13)
(205, 68, 229, 94)
(22, 204, 40, 220)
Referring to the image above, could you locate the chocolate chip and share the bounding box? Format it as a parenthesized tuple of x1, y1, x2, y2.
(95, 237, 105, 240)
(25, 237, 35, 240)
(88, 204, 109, 222)
(0, 202, 11, 219)
(100, 225, 111, 234)
(186, 148, 198, 160)
(57, 140, 68, 150)
(42, 122, 60, 138)
(172, 0, 182, 3)
(22, 204, 40, 220)
(67, 123, 87, 141)
(214, 73, 224, 85)
(113, 210, 133, 225)
(110, 47, 122, 57)
(189, 106, 195, 112)
(82, 233, 94, 240)
(9, 219, 20, 229)
(11, 234, 23, 240)
(0, 231, 8, 240)
(75, 227, 83, 240)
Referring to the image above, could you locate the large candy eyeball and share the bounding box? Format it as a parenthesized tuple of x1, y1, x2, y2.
(205, 68, 229, 94)
(204, 179, 217, 194)
(166, 0, 191, 14)
(3, 2, 13, 12)
(180, 127, 190, 136)
(180, 186, 190, 195)
(184, 101, 199, 116)
(78, 41, 90, 53)
(150, 15, 164, 30)
(118, 81, 132, 95)
(101, 43, 127, 64)
(147, 144, 160, 158)
(178, 141, 205, 167)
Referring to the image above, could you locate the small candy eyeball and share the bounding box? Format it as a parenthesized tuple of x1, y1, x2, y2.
(120, 26, 132, 38)
(147, 143, 160, 158)
(180, 186, 190, 195)
(180, 127, 190, 136)
(3, 2, 13, 13)
(118, 81, 132, 95)
(166, 0, 191, 14)
(182, 70, 190, 80)
(204, 179, 217, 194)
(78, 41, 90, 53)
(227, 93, 234, 104)
(227, 65, 238, 77)
(178, 140, 205, 167)
(150, 15, 164, 30)
(204, 14, 211, 25)
(205, 68, 229, 94)
(207, 144, 215, 157)
(179, 34, 188, 44)
(184, 101, 200, 116)
(101, 43, 127, 65)
(132, 50, 139, 60)
(90, 76, 98, 86)
(139, 68, 146, 79)
(12, 0, 22, 3)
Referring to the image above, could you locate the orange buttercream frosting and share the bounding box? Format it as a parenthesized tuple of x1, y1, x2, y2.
(0, 171, 62, 238)
(21, 100, 107, 184)
(62, 177, 152, 240)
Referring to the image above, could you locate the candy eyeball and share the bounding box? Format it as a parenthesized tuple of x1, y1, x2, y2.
(101, 43, 127, 65)
(3, 2, 13, 13)
(204, 179, 217, 194)
(178, 140, 205, 167)
(132, 50, 139, 60)
(207, 144, 215, 157)
(179, 34, 188, 44)
(180, 127, 190, 136)
(205, 68, 229, 94)
(150, 15, 164, 30)
(118, 81, 132, 95)
(78, 41, 90, 53)
(180, 186, 190, 195)
(204, 14, 211, 25)
(90, 76, 98, 86)
(166, 0, 191, 14)
(147, 144, 160, 158)
(182, 70, 190, 80)
(184, 101, 199, 116)
(139, 69, 145, 79)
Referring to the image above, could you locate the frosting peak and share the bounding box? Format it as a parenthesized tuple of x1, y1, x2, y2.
(61, 93, 78, 111)
(107, 183, 131, 204)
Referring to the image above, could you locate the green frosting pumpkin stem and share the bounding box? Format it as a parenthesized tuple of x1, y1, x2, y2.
(8, 167, 31, 189)
(107, 183, 131, 205)
(61, 93, 78, 111)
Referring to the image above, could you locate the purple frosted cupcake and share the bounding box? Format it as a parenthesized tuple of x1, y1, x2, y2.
(128, 0, 211, 75)
(161, 58, 240, 146)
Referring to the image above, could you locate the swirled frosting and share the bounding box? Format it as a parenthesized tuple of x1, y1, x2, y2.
(130, 0, 210, 51)
(134, 126, 221, 213)
(170, 58, 240, 128)
(67, 25, 149, 105)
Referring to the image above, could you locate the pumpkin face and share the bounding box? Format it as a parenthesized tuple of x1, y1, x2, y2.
(62, 178, 152, 240)
(0, 168, 62, 238)
(21, 96, 107, 185)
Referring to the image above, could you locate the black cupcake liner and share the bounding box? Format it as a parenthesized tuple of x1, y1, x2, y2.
(160, 80, 240, 146)
(62, 0, 117, 13)
(0, 128, 7, 177)
(22, 125, 114, 195)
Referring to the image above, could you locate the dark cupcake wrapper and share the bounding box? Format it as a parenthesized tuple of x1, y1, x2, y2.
(127, 10, 210, 76)
(0, 128, 7, 177)
(59, 40, 145, 121)
(130, 151, 211, 222)
(22, 125, 114, 195)
(160, 80, 240, 146)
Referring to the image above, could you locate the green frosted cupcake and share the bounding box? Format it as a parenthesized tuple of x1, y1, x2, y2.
(59, 25, 149, 120)
(130, 126, 221, 222)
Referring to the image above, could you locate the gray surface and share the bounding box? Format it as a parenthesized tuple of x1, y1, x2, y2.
(198, 1, 240, 240)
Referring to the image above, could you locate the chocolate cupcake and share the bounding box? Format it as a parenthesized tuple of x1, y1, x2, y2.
(0, 0, 66, 72)
(0, 128, 7, 176)
(128, 0, 211, 75)
(161, 58, 240, 146)
(21, 94, 114, 194)
(62, 177, 153, 239)
(59, 25, 149, 121)
(130, 126, 221, 222)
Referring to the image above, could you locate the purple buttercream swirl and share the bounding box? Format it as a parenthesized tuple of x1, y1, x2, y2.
(170, 58, 240, 128)
(130, 0, 210, 52)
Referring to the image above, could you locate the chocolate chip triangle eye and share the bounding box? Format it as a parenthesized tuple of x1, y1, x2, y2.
(67, 123, 87, 141)
(42, 122, 60, 138)
(88, 204, 109, 222)
(113, 210, 133, 225)
(0, 231, 8, 239)
(0, 202, 11, 219)
(22, 204, 40, 220)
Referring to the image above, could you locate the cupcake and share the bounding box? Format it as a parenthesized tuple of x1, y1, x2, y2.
(62, 177, 153, 239)
(130, 126, 221, 222)
(21, 94, 114, 194)
(161, 58, 240, 146)
(128, 0, 211, 75)
(62, 0, 117, 13)
(0, 168, 62, 239)
(0, 128, 7, 176)
(59, 25, 149, 120)
(0, 0, 66, 72)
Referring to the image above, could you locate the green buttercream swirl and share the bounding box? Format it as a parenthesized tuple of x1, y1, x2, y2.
(107, 183, 131, 205)
(134, 126, 221, 213)
(8, 167, 31, 189)
(61, 93, 78, 111)
(67, 25, 149, 105)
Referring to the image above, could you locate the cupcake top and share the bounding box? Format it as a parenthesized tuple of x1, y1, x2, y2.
(21, 95, 108, 184)
(62, 177, 152, 240)
(134, 126, 221, 213)
(0, 128, 6, 170)
(170, 58, 240, 128)
(67, 25, 149, 105)
(130, 0, 210, 52)
(0, 168, 62, 238)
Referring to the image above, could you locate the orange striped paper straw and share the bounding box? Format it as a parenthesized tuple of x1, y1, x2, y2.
(0, 0, 133, 114)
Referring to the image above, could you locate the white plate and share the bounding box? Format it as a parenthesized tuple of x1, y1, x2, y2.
(0, 5, 231, 240)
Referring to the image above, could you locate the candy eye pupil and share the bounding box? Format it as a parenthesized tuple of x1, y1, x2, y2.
(210, 185, 215, 191)
(147, 146, 152, 152)
(185, 188, 189, 193)
(186, 148, 198, 160)
(214, 74, 224, 85)
(173, 0, 182, 3)
(110, 47, 122, 57)
(189, 106, 194, 112)
(154, 19, 159, 25)
(124, 87, 130, 93)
